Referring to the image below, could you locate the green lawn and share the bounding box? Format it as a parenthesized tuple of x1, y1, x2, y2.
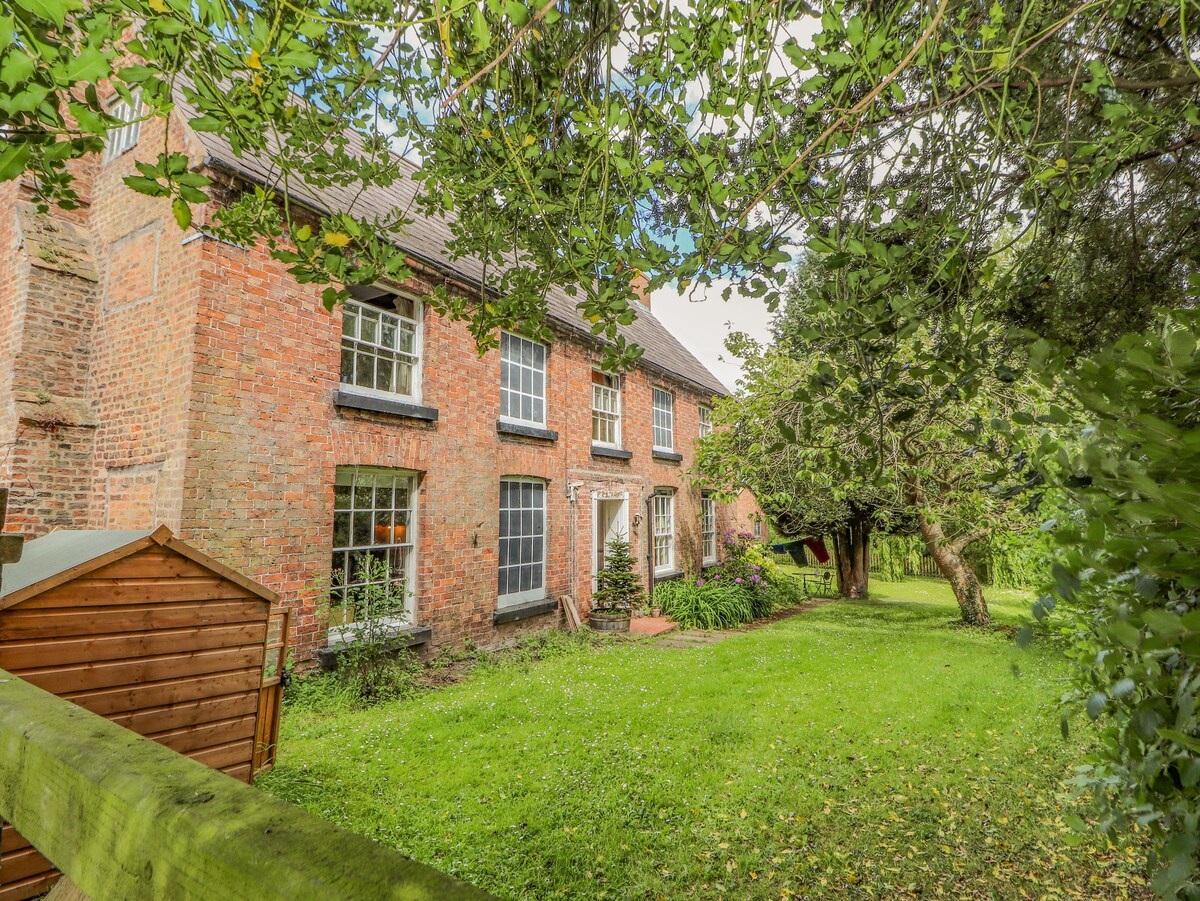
(260, 579, 1148, 900)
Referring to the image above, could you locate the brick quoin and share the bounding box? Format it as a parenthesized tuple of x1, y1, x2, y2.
(0, 106, 765, 665)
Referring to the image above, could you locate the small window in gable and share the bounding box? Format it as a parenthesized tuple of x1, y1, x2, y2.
(103, 90, 142, 163)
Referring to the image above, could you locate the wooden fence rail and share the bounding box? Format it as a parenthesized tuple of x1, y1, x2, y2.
(0, 668, 492, 901)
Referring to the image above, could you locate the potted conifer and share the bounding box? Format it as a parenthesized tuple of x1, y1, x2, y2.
(588, 536, 645, 633)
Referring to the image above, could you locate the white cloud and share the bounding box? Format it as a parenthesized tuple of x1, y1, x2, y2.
(650, 278, 776, 392)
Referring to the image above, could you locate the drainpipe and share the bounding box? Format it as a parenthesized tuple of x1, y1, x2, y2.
(645, 492, 656, 602)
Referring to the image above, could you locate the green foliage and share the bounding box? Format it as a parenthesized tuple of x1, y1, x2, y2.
(260, 581, 1146, 899)
(328, 557, 419, 705)
(655, 532, 800, 628)
(591, 537, 645, 614)
(869, 535, 927, 583)
(1045, 312, 1200, 898)
(654, 577, 753, 631)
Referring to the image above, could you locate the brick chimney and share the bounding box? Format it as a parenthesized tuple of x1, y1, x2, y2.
(629, 271, 650, 310)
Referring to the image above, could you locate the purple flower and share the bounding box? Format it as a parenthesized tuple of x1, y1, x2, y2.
(750, 574, 762, 584)
(695, 579, 706, 587)
(712, 573, 721, 580)
(734, 577, 744, 584)
(750, 564, 761, 571)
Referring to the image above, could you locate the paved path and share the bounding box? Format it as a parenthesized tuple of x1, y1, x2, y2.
(629, 615, 675, 637)
(655, 629, 727, 649)
(651, 600, 838, 649)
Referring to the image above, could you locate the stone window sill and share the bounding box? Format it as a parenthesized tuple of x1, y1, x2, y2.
(317, 621, 431, 669)
(497, 420, 559, 442)
(493, 597, 558, 624)
(654, 569, 685, 582)
(652, 449, 683, 463)
(591, 445, 632, 460)
(335, 389, 439, 422)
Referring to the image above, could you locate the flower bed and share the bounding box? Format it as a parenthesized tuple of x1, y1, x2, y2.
(654, 531, 805, 630)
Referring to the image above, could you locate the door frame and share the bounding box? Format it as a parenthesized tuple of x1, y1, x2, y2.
(591, 492, 630, 587)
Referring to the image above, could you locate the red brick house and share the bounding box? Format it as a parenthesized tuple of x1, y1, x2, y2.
(0, 94, 763, 663)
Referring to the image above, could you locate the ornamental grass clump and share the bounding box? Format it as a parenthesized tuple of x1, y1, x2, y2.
(655, 578, 754, 631)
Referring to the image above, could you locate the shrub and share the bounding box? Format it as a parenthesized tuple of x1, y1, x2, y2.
(714, 529, 778, 617)
(1044, 313, 1200, 898)
(327, 556, 420, 705)
(656, 578, 754, 630)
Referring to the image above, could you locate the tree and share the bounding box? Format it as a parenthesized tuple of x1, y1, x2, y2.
(695, 332, 908, 599)
(757, 263, 1048, 627)
(592, 537, 645, 614)
(6, 0, 1199, 881)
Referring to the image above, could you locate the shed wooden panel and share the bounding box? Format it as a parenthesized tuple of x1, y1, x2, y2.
(0, 622, 268, 668)
(0, 599, 268, 639)
(0, 527, 284, 901)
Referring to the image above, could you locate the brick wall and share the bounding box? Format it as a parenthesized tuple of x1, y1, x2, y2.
(0, 187, 101, 534)
(84, 108, 207, 530)
(0, 108, 763, 663)
(178, 227, 744, 662)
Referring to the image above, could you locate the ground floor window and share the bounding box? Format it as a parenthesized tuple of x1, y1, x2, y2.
(499, 478, 546, 606)
(654, 491, 675, 573)
(331, 467, 416, 626)
(701, 496, 717, 564)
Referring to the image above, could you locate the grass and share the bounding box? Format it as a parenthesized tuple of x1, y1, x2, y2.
(259, 578, 1149, 900)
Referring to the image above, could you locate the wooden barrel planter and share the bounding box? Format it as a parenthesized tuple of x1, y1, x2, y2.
(588, 610, 631, 633)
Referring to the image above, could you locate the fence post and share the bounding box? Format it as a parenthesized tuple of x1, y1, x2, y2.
(0, 669, 494, 901)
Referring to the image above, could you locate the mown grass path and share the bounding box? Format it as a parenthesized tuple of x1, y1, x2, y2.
(260, 581, 1149, 900)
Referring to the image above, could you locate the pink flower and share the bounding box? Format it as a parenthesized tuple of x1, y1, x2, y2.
(696, 579, 706, 587)
(734, 577, 744, 584)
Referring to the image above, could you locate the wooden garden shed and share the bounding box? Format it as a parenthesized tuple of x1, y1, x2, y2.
(0, 525, 289, 901)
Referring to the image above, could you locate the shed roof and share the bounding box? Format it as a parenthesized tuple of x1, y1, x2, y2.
(0, 525, 279, 608)
(175, 94, 729, 397)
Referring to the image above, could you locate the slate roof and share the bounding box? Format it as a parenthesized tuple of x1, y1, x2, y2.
(0, 529, 152, 601)
(175, 94, 728, 397)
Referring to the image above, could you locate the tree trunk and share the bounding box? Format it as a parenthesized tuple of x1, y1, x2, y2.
(832, 513, 871, 599)
(917, 514, 989, 626)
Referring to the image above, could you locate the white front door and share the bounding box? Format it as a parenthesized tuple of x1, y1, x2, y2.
(594, 497, 629, 578)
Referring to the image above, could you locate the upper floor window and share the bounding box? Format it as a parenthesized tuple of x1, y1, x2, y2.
(499, 478, 547, 606)
(698, 405, 713, 438)
(701, 496, 717, 564)
(340, 287, 421, 402)
(652, 388, 674, 451)
(330, 467, 416, 628)
(500, 332, 547, 427)
(753, 515, 763, 539)
(591, 371, 621, 447)
(653, 491, 675, 573)
(103, 90, 142, 163)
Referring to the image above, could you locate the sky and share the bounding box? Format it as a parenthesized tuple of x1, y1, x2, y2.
(650, 278, 776, 393)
